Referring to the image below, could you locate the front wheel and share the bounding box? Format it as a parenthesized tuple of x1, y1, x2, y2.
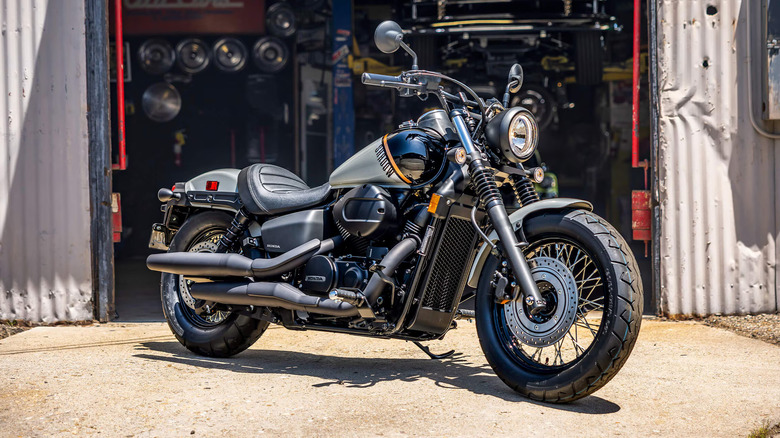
(475, 209, 643, 402)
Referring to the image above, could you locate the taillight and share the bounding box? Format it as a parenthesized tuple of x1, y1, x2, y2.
(206, 181, 219, 191)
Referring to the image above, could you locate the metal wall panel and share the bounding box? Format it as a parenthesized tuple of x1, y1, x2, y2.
(656, 0, 778, 315)
(0, 0, 93, 321)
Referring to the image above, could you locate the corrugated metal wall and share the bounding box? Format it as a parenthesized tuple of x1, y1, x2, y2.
(0, 1, 93, 321)
(655, 0, 779, 315)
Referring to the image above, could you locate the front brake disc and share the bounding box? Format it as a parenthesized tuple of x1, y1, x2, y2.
(502, 257, 578, 347)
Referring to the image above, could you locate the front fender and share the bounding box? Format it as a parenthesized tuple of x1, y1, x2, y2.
(466, 198, 593, 288)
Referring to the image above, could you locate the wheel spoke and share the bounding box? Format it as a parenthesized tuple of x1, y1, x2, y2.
(505, 236, 607, 369)
(553, 339, 564, 365)
(578, 296, 604, 311)
(575, 311, 598, 337)
(567, 330, 585, 355)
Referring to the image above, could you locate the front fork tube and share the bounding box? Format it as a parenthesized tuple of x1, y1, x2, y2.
(450, 110, 546, 314)
(485, 203, 546, 314)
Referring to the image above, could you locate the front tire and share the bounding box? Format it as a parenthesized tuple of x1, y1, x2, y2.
(475, 209, 642, 402)
(160, 211, 269, 358)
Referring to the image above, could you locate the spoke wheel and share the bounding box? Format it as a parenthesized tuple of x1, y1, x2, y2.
(177, 229, 231, 327)
(475, 210, 642, 402)
(160, 211, 269, 358)
(497, 238, 606, 370)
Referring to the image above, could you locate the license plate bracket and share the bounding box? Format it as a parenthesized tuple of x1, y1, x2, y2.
(148, 223, 170, 251)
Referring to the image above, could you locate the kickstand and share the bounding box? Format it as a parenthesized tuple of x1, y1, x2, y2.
(412, 341, 456, 360)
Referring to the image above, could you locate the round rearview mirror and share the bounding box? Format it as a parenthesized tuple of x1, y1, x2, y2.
(374, 21, 404, 54)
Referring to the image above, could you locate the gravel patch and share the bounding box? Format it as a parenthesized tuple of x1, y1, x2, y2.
(704, 313, 780, 347)
(0, 325, 29, 340)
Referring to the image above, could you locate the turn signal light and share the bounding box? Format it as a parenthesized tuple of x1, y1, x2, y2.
(206, 181, 219, 191)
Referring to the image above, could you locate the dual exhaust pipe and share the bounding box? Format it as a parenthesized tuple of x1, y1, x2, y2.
(146, 235, 419, 318)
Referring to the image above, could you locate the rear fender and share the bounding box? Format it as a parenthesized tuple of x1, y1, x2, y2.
(466, 198, 593, 288)
(183, 168, 242, 212)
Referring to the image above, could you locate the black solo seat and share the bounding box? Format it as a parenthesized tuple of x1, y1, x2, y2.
(237, 164, 331, 215)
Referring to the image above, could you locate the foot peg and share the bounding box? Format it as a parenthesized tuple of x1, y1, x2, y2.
(329, 289, 375, 319)
(413, 341, 456, 360)
(328, 289, 366, 306)
(454, 309, 475, 320)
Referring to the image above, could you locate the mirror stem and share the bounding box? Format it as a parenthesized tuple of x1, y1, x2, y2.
(399, 40, 418, 70)
(502, 82, 517, 108)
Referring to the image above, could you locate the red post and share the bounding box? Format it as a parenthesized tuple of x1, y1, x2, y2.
(631, 0, 640, 168)
(112, 0, 127, 171)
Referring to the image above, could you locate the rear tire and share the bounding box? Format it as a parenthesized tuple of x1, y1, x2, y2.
(160, 211, 269, 358)
(475, 209, 642, 402)
(575, 32, 603, 86)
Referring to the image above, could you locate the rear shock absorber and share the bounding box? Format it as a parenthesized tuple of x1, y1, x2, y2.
(216, 208, 251, 253)
(511, 175, 540, 207)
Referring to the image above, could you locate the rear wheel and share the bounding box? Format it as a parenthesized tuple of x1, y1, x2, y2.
(475, 209, 642, 402)
(160, 211, 268, 357)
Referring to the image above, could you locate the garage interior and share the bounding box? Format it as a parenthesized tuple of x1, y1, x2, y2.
(108, 0, 652, 321)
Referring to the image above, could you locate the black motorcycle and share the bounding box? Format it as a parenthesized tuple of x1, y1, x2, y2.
(147, 21, 642, 402)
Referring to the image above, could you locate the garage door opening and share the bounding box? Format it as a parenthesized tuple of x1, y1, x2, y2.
(108, 0, 654, 321)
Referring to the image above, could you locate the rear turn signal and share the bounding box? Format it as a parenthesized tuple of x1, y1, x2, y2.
(206, 181, 219, 191)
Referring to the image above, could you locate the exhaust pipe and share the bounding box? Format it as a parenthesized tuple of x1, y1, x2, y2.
(363, 236, 419, 304)
(189, 281, 359, 317)
(146, 236, 341, 278)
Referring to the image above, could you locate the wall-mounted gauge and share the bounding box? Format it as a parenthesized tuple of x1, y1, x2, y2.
(213, 38, 247, 72)
(266, 2, 296, 38)
(142, 82, 181, 122)
(176, 38, 211, 74)
(138, 39, 175, 75)
(252, 37, 289, 73)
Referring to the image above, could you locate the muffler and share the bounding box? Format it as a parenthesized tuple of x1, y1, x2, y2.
(146, 236, 341, 278)
(189, 281, 359, 317)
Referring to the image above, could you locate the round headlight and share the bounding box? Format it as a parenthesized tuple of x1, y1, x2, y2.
(484, 107, 539, 163)
(507, 111, 538, 161)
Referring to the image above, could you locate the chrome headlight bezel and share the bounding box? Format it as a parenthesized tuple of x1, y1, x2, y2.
(484, 107, 539, 163)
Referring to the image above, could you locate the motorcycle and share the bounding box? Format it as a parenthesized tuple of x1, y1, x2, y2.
(146, 21, 642, 402)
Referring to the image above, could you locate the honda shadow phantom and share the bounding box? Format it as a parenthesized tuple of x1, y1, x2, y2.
(147, 20, 642, 402)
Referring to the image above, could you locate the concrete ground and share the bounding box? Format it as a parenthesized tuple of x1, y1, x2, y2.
(0, 319, 778, 437)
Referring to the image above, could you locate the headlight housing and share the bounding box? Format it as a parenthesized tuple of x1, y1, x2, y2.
(485, 107, 539, 163)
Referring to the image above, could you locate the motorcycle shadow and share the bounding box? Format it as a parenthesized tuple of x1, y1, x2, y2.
(134, 340, 620, 414)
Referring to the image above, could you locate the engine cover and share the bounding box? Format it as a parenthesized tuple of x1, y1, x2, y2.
(301, 255, 337, 293)
(301, 256, 368, 295)
(333, 184, 398, 239)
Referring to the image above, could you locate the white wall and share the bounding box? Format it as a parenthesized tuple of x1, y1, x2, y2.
(0, 0, 93, 321)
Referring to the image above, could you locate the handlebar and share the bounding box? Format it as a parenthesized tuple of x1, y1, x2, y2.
(361, 72, 406, 89)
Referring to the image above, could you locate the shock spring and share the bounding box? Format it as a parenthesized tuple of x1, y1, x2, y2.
(470, 160, 503, 209)
(511, 175, 540, 207)
(216, 208, 251, 253)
